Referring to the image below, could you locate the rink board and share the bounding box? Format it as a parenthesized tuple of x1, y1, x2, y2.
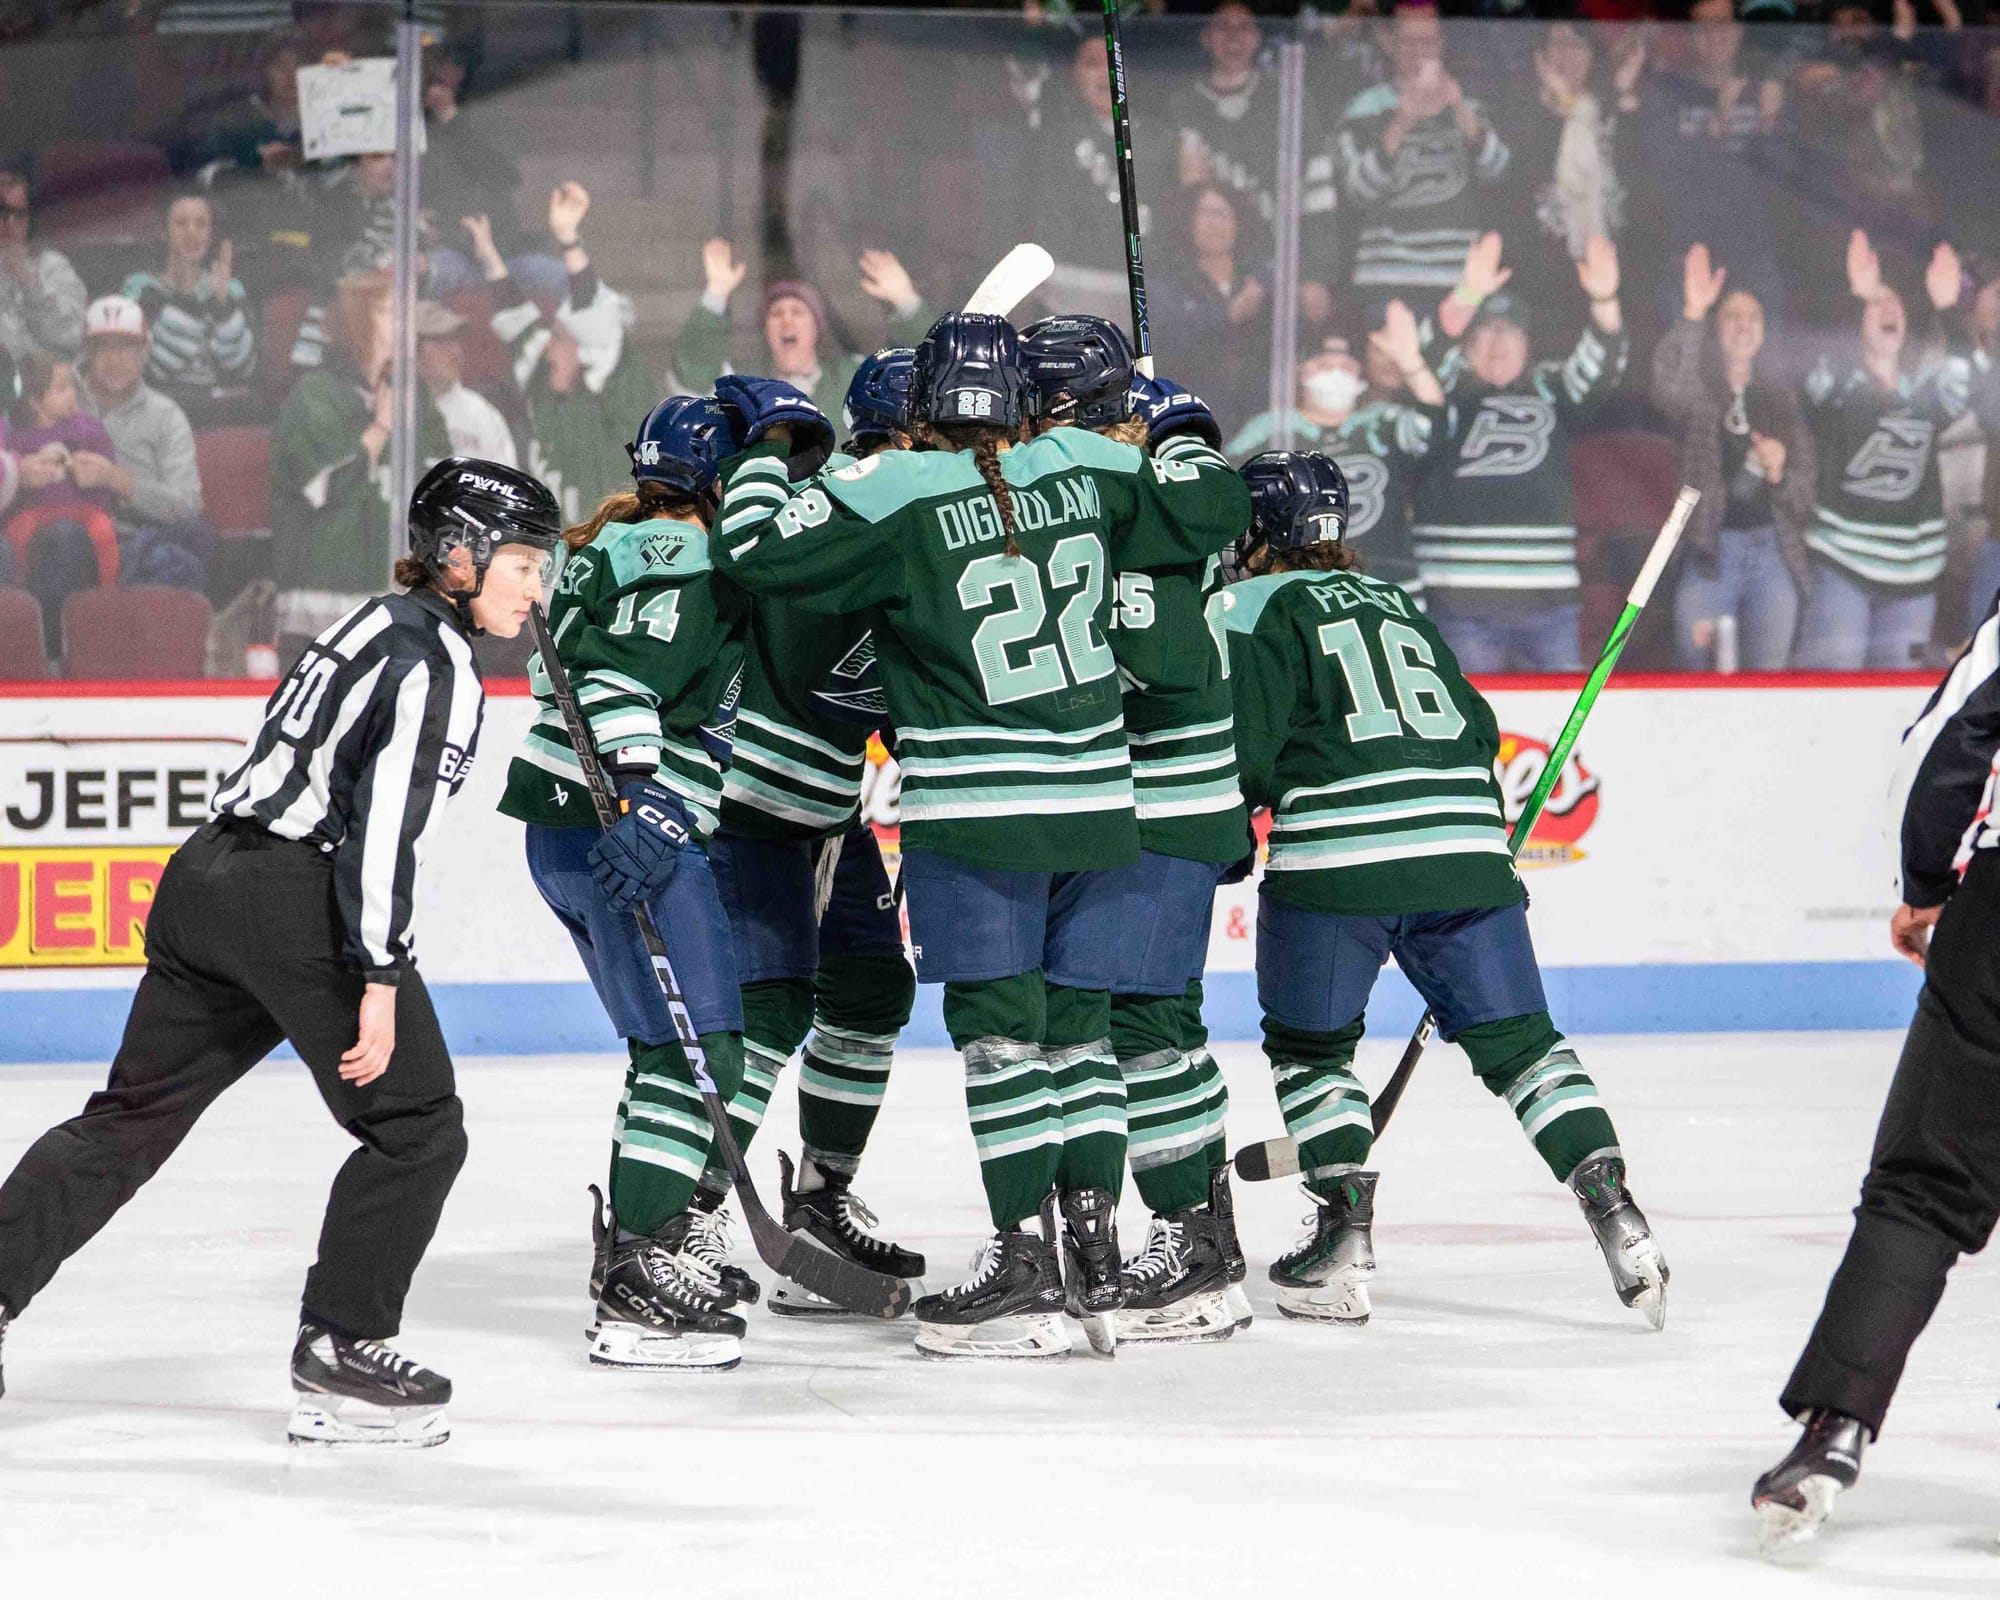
(0, 676, 1935, 1059)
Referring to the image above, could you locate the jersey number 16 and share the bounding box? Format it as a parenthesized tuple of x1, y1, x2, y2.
(1318, 617, 1466, 743)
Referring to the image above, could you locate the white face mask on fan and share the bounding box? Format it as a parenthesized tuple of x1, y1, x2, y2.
(1304, 367, 1367, 415)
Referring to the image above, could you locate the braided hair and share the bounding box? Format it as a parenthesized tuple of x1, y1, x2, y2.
(920, 421, 1023, 557)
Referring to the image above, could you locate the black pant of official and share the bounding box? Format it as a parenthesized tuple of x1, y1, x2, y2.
(1780, 851, 2000, 1438)
(0, 820, 467, 1340)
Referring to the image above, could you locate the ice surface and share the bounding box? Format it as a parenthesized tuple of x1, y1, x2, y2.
(4, 1032, 1998, 1598)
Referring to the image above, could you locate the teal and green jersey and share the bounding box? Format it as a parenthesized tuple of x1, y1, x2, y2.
(716, 451, 880, 843)
(1110, 554, 1248, 864)
(712, 430, 1249, 872)
(499, 516, 745, 836)
(1214, 565, 1520, 915)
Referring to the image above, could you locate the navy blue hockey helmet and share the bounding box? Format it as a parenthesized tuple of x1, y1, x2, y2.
(407, 456, 562, 580)
(1019, 314, 1136, 428)
(628, 394, 736, 503)
(907, 312, 1034, 431)
(842, 346, 915, 451)
(1240, 451, 1350, 557)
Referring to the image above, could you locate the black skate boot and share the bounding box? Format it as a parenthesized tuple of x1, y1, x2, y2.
(0, 1303, 11, 1400)
(592, 1232, 747, 1372)
(912, 1213, 1068, 1361)
(1270, 1174, 1377, 1325)
(1057, 1186, 1125, 1355)
(588, 1184, 613, 1301)
(771, 1150, 926, 1318)
(1570, 1153, 1669, 1330)
(1115, 1208, 1235, 1345)
(1753, 1410, 1868, 1555)
(685, 1186, 761, 1308)
(1209, 1165, 1254, 1329)
(287, 1320, 452, 1448)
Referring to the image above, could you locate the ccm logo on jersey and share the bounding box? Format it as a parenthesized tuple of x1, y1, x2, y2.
(437, 745, 474, 783)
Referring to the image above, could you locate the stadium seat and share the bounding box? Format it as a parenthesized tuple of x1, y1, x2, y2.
(62, 586, 212, 680)
(33, 140, 173, 244)
(4, 504, 120, 586)
(195, 425, 273, 537)
(0, 589, 49, 679)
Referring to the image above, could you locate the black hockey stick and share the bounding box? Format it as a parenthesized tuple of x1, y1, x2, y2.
(528, 604, 911, 1318)
(1233, 489, 1701, 1184)
(1099, 0, 1154, 376)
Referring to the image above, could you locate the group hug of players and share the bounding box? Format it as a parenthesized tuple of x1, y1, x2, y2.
(0, 303, 1670, 1448)
(506, 307, 1671, 1374)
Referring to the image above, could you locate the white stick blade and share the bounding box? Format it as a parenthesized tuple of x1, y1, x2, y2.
(961, 243, 1054, 318)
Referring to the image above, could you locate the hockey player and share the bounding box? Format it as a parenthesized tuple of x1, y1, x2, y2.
(1753, 595, 2000, 1550)
(710, 313, 1248, 1359)
(1215, 450, 1667, 1330)
(1791, 231, 1975, 670)
(699, 347, 926, 1314)
(497, 395, 753, 1372)
(1410, 233, 1629, 672)
(0, 456, 561, 1446)
(1019, 313, 1251, 1344)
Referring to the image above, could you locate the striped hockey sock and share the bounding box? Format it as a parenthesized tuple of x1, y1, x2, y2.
(1048, 983, 1125, 1196)
(797, 954, 914, 1177)
(612, 1032, 744, 1235)
(1460, 1014, 1621, 1183)
(696, 978, 810, 1199)
(963, 1036, 1062, 1229)
(1123, 1046, 1228, 1214)
(1265, 1018, 1373, 1197)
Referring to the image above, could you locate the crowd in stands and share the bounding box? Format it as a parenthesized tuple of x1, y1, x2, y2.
(0, 0, 1998, 679)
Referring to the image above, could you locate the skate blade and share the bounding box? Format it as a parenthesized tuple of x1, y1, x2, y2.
(1757, 1476, 1841, 1556)
(1224, 1282, 1255, 1329)
(287, 1397, 450, 1449)
(1069, 1307, 1118, 1357)
(589, 1322, 742, 1372)
(913, 1312, 1071, 1361)
(1620, 1247, 1669, 1331)
(1115, 1289, 1236, 1345)
(1274, 1275, 1371, 1326)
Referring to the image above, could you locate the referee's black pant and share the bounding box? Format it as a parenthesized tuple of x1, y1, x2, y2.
(0, 821, 466, 1340)
(1781, 851, 2000, 1437)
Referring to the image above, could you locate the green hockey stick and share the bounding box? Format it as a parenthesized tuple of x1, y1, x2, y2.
(1234, 486, 1701, 1183)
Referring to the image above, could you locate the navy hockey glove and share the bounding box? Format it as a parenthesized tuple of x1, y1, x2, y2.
(589, 780, 693, 913)
(713, 375, 837, 463)
(1130, 373, 1224, 451)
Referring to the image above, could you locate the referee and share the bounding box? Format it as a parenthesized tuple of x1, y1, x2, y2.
(0, 457, 560, 1449)
(1755, 599, 2000, 1549)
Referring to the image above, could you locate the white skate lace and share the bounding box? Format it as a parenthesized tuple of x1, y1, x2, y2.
(680, 1205, 735, 1293)
(1124, 1217, 1186, 1283)
(834, 1190, 898, 1259)
(644, 1241, 724, 1307)
(945, 1235, 1006, 1299)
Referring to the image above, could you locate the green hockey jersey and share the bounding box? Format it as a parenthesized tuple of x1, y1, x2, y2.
(1216, 565, 1520, 915)
(499, 516, 745, 836)
(716, 451, 881, 842)
(1110, 555, 1249, 864)
(712, 430, 1249, 872)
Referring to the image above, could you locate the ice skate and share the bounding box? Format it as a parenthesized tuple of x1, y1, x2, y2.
(591, 1233, 747, 1372)
(1270, 1174, 1376, 1325)
(686, 1186, 761, 1308)
(1209, 1165, 1254, 1329)
(0, 1304, 11, 1399)
(1753, 1410, 1868, 1555)
(1569, 1154, 1669, 1329)
(1115, 1209, 1235, 1344)
(1057, 1186, 1125, 1355)
(287, 1321, 452, 1449)
(770, 1151, 926, 1317)
(912, 1215, 1069, 1361)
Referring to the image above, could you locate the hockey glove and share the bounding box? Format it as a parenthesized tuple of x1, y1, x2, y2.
(713, 375, 837, 467)
(1130, 373, 1225, 451)
(589, 779, 694, 913)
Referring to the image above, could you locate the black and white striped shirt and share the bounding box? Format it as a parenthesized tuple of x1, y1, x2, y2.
(213, 588, 484, 983)
(1889, 599, 2000, 909)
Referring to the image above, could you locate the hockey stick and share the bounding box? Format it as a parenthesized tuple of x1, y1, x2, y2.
(1099, 0, 1153, 376)
(963, 242, 1054, 319)
(528, 604, 912, 1317)
(1233, 487, 1701, 1183)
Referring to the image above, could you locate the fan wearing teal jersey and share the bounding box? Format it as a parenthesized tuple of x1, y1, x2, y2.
(710, 313, 1249, 1360)
(1216, 450, 1668, 1332)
